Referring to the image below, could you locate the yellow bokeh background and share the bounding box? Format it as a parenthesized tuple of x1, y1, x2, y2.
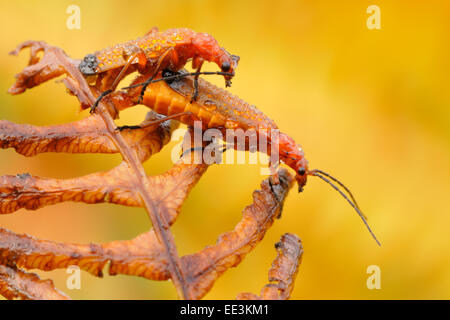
(1, 0, 449, 299)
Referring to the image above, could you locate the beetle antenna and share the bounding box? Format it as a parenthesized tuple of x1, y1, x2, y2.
(123, 71, 234, 90)
(312, 170, 381, 246)
(312, 169, 366, 220)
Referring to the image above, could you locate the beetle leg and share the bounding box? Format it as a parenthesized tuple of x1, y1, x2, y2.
(90, 89, 113, 113)
(107, 91, 136, 112)
(137, 47, 174, 104)
(268, 163, 282, 208)
(90, 46, 147, 114)
(180, 146, 205, 158)
(191, 57, 204, 103)
(180, 142, 229, 162)
(115, 111, 192, 131)
(145, 26, 159, 36)
(269, 160, 280, 185)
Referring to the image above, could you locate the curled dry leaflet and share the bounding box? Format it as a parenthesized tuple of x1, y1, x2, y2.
(0, 40, 303, 299)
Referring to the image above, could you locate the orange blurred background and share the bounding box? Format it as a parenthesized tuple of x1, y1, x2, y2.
(1, 0, 449, 299)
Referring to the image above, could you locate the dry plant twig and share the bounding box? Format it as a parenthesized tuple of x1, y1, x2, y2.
(236, 233, 303, 300)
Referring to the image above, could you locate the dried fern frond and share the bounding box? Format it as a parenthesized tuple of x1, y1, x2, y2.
(0, 40, 303, 299)
(0, 264, 69, 300)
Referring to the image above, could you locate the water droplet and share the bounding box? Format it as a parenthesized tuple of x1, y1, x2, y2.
(225, 120, 239, 129)
(204, 100, 216, 111)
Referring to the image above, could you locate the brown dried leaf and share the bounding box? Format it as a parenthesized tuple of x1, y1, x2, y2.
(0, 169, 294, 299)
(0, 150, 208, 215)
(0, 111, 176, 160)
(0, 227, 166, 282)
(182, 169, 294, 299)
(0, 113, 183, 214)
(0, 264, 70, 300)
(0, 117, 111, 157)
(8, 41, 77, 95)
(236, 233, 303, 300)
(0, 133, 209, 282)
(7, 40, 192, 298)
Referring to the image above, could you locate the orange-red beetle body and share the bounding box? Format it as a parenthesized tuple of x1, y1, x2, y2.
(122, 72, 309, 188)
(113, 71, 380, 245)
(79, 28, 239, 88)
